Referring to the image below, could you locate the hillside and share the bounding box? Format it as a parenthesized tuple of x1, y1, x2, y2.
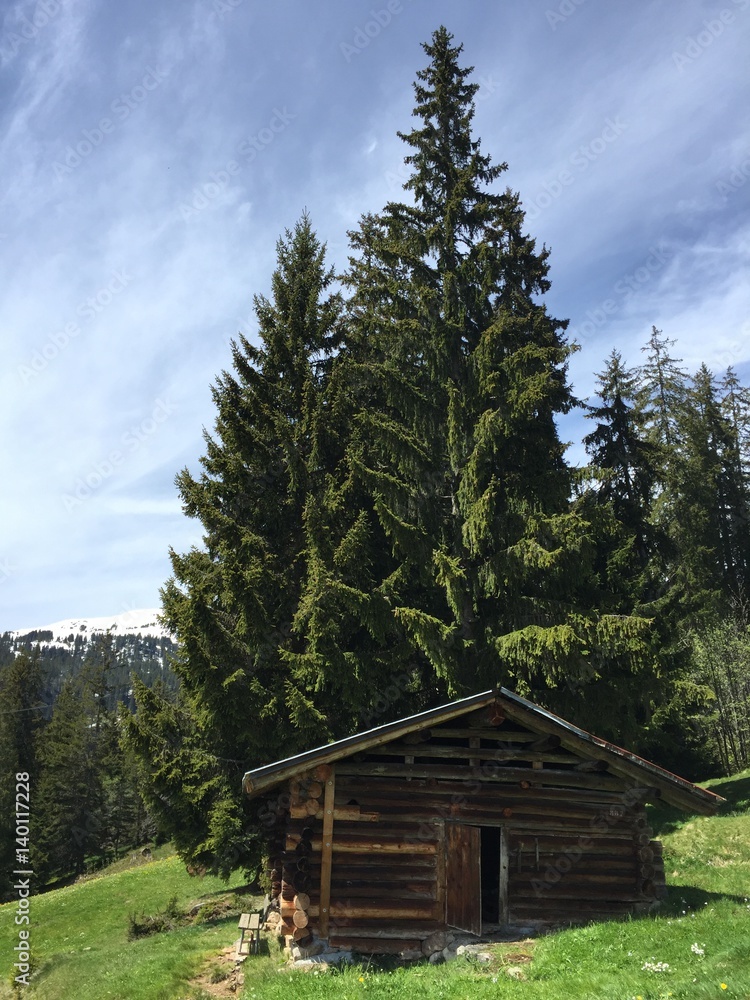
(1, 771, 747, 1000)
(1, 608, 179, 711)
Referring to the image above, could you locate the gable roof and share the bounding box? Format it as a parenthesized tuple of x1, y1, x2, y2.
(242, 687, 724, 815)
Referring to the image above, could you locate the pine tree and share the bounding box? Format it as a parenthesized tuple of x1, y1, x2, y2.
(342, 27, 654, 723)
(638, 326, 688, 455)
(671, 364, 750, 617)
(581, 349, 661, 607)
(0, 650, 46, 898)
(33, 679, 105, 881)
(128, 215, 348, 875)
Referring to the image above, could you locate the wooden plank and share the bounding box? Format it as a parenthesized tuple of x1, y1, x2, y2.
(307, 902, 437, 920)
(336, 761, 625, 791)
(445, 824, 481, 935)
(435, 819, 446, 924)
(318, 766, 335, 939)
(292, 836, 437, 855)
(499, 827, 509, 926)
(335, 773, 630, 802)
(290, 805, 380, 822)
(430, 727, 538, 741)
(363, 744, 578, 764)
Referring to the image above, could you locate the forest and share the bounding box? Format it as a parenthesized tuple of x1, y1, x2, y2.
(2, 27, 749, 891)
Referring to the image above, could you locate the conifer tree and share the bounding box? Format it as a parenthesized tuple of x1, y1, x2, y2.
(638, 326, 688, 455)
(33, 678, 104, 881)
(0, 650, 45, 898)
(342, 27, 654, 723)
(581, 349, 661, 607)
(671, 364, 750, 617)
(127, 216, 348, 875)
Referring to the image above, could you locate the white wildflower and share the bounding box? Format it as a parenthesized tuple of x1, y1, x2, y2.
(642, 959, 670, 973)
(691, 942, 705, 956)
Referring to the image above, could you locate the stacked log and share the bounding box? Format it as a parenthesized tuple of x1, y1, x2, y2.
(289, 764, 333, 821)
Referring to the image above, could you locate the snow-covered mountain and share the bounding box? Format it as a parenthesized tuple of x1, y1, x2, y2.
(5, 610, 179, 709)
(11, 608, 173, 646)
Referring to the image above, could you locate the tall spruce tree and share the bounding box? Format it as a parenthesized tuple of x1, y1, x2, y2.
(33, 678, 105, 881)
(671, 364, 750, 618)
(638, 326, 688, 455)
(342, 27, 655, 726)
(126, 216, 348, 876)
(581, 349, 661, 607)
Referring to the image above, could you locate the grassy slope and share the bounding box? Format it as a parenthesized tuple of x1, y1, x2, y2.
(0, 845, 254, 1000)
(2, 773, 747, 1000)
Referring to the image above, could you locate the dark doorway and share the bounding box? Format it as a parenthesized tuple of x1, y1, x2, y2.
(481, 827, 502, 924)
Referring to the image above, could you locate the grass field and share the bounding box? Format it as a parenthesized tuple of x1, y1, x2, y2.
(0, 844, 258, 1000)
(2, 771, 748, 1000)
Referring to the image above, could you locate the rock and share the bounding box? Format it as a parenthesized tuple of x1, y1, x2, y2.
(428, 951, 444, 964)
(475, 951, 492, 964)
(422, 931, 448, 956)
(399, 949, 422, 961)
(506, 965, 526, 980)
(292, 940, 326, 960)
(294, 960, 330, 972)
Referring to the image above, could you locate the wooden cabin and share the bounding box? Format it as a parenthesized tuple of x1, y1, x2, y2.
(242, 688, 723, 957)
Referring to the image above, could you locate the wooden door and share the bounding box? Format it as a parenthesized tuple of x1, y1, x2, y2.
(445, 823, 481, 935)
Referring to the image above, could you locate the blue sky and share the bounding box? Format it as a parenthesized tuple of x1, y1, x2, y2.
(1, 0, 749, 630)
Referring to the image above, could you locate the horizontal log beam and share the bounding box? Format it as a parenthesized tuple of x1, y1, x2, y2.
(363, 743, 578, 765)
(290, 805, 380, 822)
(430, 727, 541, 741)
(336, 761, 625, 791)
(307, 902, 437, 920)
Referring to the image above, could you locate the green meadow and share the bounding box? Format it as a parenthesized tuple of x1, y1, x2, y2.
(2, 771, 748, 1000)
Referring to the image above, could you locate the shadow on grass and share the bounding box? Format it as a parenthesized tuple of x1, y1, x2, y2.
(658, 884, 749, 916)
(706, 773, 750, 813)
(647, 770, 750, 836)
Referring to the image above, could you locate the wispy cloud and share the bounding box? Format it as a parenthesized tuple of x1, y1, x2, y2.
(1, 0, 748, 628)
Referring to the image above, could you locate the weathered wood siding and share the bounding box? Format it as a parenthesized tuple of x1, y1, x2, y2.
(268, 708, 666, 953)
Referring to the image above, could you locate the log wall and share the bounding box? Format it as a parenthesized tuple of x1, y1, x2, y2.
(269, 710, 668, 953)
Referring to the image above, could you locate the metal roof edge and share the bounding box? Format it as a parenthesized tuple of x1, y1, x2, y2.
(496, 687, 725, 811)
(242, 689, 497, 795)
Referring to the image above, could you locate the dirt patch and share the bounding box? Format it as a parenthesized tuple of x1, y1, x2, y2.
(188, 947, 244, 998)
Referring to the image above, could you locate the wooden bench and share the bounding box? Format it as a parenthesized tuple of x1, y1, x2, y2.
(236, 911, 262, 957)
